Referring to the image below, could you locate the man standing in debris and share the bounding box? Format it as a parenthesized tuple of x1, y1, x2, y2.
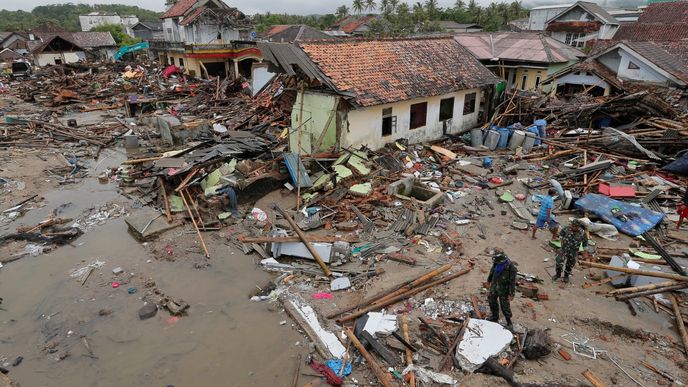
(553, 219, 589, 283)
(532, 189, 559, 240)
(487, 250, 517, 330)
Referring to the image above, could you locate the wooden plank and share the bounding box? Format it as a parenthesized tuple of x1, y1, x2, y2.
(583, 369, 607, 387)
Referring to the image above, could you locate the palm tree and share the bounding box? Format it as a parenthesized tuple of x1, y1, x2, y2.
(425, 0, 439, 19)
(380, 0, 390, 15)
(352, 0, 365, 15)
(365, 0, 377, 13)
(390, 0, 399, 13)
(454, 0, 465, 10)
(336, 5, 350, 19)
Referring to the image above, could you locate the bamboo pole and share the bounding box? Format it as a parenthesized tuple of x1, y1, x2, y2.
(615, 283, 688, 301)
(158, 177, 173, 223)
(344, 328, 393, 387)
(272, 204, 332, 278)
(581, 261, 688, 282)
(180, 188, 209, 258)
(672, 296, 688, 356)
(401, 315, 416, 387)
(337, 267, 471, 324)
(122, 156, 163, 165)
(609, 281, 678, 295)
(327, 264, 452, 319)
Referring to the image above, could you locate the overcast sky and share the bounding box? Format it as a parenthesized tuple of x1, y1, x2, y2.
(1, 0, 638, 14)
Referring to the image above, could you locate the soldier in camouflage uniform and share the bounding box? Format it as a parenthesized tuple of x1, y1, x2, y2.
(553, 219, 589, 283)
(487, 250, 517, 330)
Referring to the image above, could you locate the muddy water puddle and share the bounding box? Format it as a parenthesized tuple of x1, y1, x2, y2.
(0, 149, 305, 386)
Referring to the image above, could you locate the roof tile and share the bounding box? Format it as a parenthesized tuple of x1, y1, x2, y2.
(298, 37, 499, 107)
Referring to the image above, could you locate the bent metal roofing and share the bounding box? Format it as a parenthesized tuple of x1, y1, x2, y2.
(295, 37, 499, 107)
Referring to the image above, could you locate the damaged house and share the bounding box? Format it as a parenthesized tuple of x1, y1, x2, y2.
(545, 1, 619, 47)
(455, 32, 584, 91)
(258, 37, 499, 152)
(151, 0, 259, 79)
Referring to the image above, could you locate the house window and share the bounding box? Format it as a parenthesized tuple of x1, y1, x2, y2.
(565, 32, 584, 48)
(463, 92, 477, 115)
(381, 107, 396, 136)
(628, 61, 639, 70)
(521, 75, 528, 89)
(409, 102, 427, 130)
(535, 76, 541, 89)
(439, 97, 454, 121)
(178, 58, 184, 67)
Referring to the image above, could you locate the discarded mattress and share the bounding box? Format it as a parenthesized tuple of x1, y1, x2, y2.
(574, 193, 664, 237)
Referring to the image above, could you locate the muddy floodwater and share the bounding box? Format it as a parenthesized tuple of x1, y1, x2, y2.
(0, 149, 306, 386)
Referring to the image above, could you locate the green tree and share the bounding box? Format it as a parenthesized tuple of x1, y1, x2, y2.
(336, 5, 350, 19)
(380, 0, 391, 15)
(425, 0, 440, 20)
(365, 0, 377, 13)
(352, 0, 365, 15)
(92, 24, 139, 47)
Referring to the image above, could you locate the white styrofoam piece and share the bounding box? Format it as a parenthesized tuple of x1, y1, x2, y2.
(330, 277, 351, 291)
(362, 312, 398, 337)
(288, 297, 346, 359)
(455, 319, 513, 372)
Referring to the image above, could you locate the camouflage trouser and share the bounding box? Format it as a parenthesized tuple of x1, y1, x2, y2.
(556, 252, 577, 276)
(488, 292, 512, 321)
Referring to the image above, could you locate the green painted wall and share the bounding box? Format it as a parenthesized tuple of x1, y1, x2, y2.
(290, 91, 339, 155)
(548, 60, 578, 76)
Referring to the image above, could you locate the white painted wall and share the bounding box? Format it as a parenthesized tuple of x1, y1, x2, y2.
(36, 52, 85, 66)
(528, 6, 570, 30)
(616, 50, 674, 84)
(79, 15, 121, 32)
(163, 18, 178, 42)
(343, 89, 482, 150)
(554, 72, 609, 89)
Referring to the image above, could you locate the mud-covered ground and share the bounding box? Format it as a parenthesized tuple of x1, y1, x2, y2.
(1, 98, 686, 387)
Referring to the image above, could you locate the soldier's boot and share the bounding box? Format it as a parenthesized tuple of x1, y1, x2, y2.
(562, 274, 570, 283)
(505, 318, 513, 331)
(552, 269, 561, 281)
(487, 315, 499, 323)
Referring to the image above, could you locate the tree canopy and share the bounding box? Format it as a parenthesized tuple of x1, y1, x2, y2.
(92, 24, 140, 47)
(0, 3, 161, 32)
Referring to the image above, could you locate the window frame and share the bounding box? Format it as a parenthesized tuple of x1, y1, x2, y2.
(463, 92, 477, 116)
(439, 97, 455, 122)
(409, 102, 428, 130)
(381, 107, 396, 137)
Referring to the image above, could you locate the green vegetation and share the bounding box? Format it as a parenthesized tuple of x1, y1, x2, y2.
(253, 13, 338, 33)
(253, 0, 529, 37)
(93, 24, 140, 47)
(0, 3, 160, 32)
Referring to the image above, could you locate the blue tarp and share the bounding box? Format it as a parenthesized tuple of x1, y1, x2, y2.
(283, 152, 312, 188)
(662, 152, 688, 176)
(574, 193, 664, 236)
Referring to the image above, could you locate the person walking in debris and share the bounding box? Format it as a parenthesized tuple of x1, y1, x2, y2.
(487, 250, 517, 330)
(553, 219, 589, 283)
(532, 188, 559, 240)
(677, 188, 688, 230)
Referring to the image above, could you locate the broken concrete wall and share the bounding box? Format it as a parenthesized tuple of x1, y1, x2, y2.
(290, 90, 339, 154)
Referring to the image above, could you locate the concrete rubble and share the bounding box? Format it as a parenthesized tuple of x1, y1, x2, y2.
(1, 46, 688, 387)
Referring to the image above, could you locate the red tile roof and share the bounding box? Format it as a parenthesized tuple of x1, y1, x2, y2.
(264, 25, 291, 38)
(329, 16, 376, 34)
(638, 1, 688, 23)
(298, 37, 499, 107)
(162, 0, 197, 19)
(614, 22, 688, 41)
